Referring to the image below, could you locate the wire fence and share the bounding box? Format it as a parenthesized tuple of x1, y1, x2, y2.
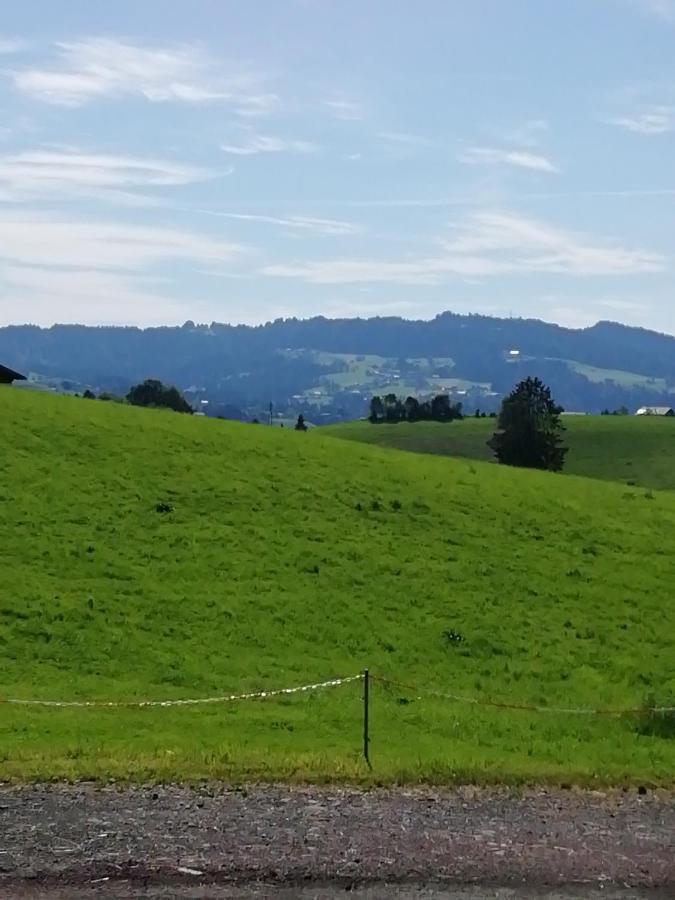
(2, 669, 673, 768)
(372, 675, 675, 716)
(0, 674, 362, 708)
(3, 670, 674, 714)
(5, 669, 675, 767)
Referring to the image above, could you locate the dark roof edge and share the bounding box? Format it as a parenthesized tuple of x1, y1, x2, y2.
(0, 364, 27, 381)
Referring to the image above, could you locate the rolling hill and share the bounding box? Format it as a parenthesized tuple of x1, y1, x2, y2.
(1, 387, 674, 784)
(327, 417, 675, 492)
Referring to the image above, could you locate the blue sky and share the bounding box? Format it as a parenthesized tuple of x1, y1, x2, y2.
(0, 0, 674, 333)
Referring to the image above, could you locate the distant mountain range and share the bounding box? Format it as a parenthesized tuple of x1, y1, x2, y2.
(2, 313, 674, 421)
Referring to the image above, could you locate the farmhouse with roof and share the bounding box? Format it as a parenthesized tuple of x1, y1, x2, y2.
(0, 364, 26, 385)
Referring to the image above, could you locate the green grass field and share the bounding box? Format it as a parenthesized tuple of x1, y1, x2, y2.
(1, 388, 674, 785)
(327, 417, 675, 491)
(566, 359, 668, 391)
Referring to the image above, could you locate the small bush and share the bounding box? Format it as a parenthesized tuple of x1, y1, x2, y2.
(635, 695, 675, 739)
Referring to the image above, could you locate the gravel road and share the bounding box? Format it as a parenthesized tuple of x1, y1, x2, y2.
(0, 785, 673, 897)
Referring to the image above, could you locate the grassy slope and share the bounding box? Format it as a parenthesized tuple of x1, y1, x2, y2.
(326, 417, 675, 491)
(1, 388, 674, 784)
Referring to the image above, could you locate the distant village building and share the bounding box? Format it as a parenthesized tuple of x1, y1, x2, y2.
(635, 406, 675, 417)
(0, 364, 26, 385)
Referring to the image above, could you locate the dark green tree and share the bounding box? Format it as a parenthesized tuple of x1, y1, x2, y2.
(418, 399, 432, 420)
(383, 393, 398, 422)
(295, 414, 308, 431)
(126, 379, 193, 414)
(404, 395, 420, 421)
(431, 394, 463, 421)
(487, 377, 567, 471)
(369, 395, 384, 423)
(431, 393, 451, 421)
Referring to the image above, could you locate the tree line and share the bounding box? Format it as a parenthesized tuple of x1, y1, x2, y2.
(369, 393, 464, 423)
(369, 378, 569, 473)
(83, 379, 193, 414)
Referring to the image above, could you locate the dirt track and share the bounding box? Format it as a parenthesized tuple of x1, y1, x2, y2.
(0, 785, 673, 896)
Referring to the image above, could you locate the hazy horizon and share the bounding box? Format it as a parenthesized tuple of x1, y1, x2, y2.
(3, 309, 674, 340)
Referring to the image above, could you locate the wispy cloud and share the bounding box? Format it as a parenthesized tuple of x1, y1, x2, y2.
(459, 146, 559, 173)
(377, 131, 435, 148)
(0, 37, 28, 55)
(0, 265, 187, 327)
(0, 212, 249, 325)
(263, 257, 441, 286)
(606, 105, 674, 133)
(195, 210, 361, 236)
(522, 187, 675, 199)
(263, 210, 665, 285)
(221, 133, 318, 155)
(0, 149, 216, 201)
(324, 98, 362, 121)
(10, 38, 273, 111)
(500, 118, 549, 148)
(372, 131, 437, 161)
(441, 211, 664, 274)
(0, 212, 247, 271)
(628, 0, 675, 22)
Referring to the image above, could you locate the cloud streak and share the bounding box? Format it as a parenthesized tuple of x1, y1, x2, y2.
(0, 149, 216, 201)
(263, 210, 665, 285)
(0, 212, 247, 271)
(0, 212, 250, 325)
(459, 146, 559, 173)
(10, 37, 274, 111)
(629, 0, 675, 22)
(606, 106, 674, 134)
(0, 37, 28, 55)
(221, 133, 318, 155)
(325, 98, 362, 120)
(196, 210, 361, 236)
(0, 265, 186, 327)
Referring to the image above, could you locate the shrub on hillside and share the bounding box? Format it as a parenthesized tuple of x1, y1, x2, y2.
(127, 379, 192, 414)
(635, 695, 675, 739)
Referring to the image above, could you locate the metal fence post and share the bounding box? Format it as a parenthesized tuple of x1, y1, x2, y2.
(363, 668, 371, 768)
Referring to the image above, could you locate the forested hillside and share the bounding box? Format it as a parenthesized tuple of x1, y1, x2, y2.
(2, 312, 675, 420)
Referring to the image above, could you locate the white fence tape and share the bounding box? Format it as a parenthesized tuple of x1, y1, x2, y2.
(1, 674, 363, 709)
(3, 672, 672, 716)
